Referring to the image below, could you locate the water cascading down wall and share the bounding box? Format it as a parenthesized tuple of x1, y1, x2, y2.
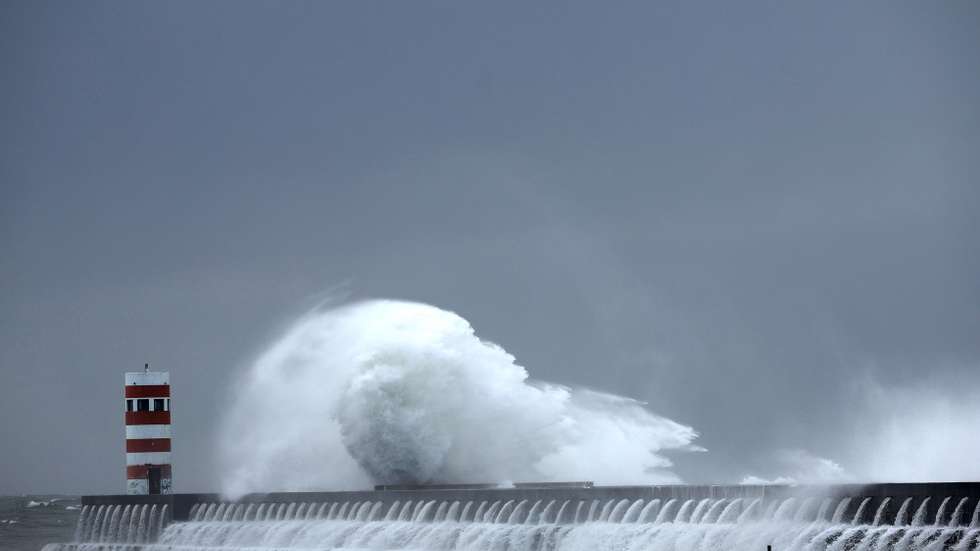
(54, 482, 980, 551)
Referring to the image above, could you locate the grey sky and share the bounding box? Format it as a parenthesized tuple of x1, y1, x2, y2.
(1, 1, 977, 495)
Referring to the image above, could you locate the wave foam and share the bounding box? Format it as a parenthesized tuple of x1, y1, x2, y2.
(218, 300, 699, 497)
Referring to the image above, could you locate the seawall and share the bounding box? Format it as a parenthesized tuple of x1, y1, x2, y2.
(82, 481, 980, 526)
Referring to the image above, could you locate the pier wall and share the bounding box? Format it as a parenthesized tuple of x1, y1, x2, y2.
(81, 481, 980, 526)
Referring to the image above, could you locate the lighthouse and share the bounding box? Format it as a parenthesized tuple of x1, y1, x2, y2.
(124, 364, 172, 495)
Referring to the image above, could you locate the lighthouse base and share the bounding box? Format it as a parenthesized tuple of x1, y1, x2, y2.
(127, 464, 172, 495)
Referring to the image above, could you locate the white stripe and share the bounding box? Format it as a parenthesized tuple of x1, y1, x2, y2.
(126, 425, 171, 439)
(126, 452, 172, 465)
(123, 395, 169, 400)
(125, 372, 169, 385)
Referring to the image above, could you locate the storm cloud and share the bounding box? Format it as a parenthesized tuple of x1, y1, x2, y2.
(1, 2, 977, 494)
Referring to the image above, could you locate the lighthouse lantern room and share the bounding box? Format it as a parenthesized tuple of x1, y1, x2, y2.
(124, 364, 172, 495)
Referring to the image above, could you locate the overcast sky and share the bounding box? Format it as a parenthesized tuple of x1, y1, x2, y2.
(1, 1, 978, 495)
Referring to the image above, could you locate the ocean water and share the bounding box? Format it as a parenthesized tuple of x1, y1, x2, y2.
(42, 494, 980, 551)
(220, 301, 701, 496)
(0, 496, 80, 551)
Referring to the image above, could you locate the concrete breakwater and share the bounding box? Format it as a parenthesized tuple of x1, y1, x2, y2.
(79, 481, 980, 527)
(56, 482, 980, 551)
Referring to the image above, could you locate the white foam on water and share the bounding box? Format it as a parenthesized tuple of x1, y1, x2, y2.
(60, 495, 980, 551)
(217, 300, 701, 496)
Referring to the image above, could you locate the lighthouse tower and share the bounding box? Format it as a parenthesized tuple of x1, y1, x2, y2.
(124, 364, 172, 495)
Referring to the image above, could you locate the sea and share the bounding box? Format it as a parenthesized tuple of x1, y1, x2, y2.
(6, 491, 980, 551)
(0, 496, 80, 551)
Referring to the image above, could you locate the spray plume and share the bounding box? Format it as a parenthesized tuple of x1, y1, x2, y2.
(218, 300, 699, 497)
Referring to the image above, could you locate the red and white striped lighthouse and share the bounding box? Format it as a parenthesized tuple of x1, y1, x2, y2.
(124, 364, 172, 495)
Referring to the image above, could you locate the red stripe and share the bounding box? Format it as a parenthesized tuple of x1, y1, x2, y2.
(125, 411, 171, 425)
(126, 438, 171, 452)
(125, 385, 170, 398)
(126, 465, 172, 479)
